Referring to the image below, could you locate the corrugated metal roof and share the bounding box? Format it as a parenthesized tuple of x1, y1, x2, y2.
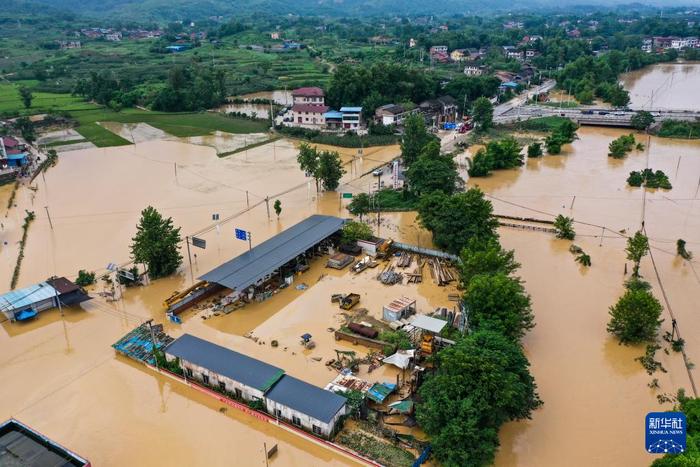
(200, 215, 344, 292)
(0, 283, 57, 313)
(410, 315, 448, 334)
(323, 111, 343, 119)
(340, 107, 362, 113)
(165, 334, 284, 392)
(266, 375, 346, 424)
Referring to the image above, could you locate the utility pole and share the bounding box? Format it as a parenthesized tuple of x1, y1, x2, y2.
(247, 231, 252, 251)
(54, 283, 63, 317)
(145, 319, 159, 369)
(44, 206, 54, 230)
(246, 190, 250, 209)
(185, 236, 194, 284)
(265, 196, 270, 220)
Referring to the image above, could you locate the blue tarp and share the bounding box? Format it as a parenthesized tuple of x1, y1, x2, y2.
(14, 309, 38, 321)
(500, 81, 519, 88)
(367, 382, 397, 403)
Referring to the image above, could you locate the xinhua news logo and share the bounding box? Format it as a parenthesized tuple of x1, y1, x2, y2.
(646, 412, 686, 454)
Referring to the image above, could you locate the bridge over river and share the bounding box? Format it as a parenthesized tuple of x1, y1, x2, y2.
(495, 104, 700, 128)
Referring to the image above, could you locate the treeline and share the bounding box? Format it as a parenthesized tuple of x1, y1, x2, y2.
(73, 64, 227, 112)
(325, 63, 439, 115)
(557, 49, 668, 107)
(347, 114, 542, 465)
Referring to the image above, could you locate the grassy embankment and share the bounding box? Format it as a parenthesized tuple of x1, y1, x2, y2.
(1, 83, 270, 147)
(656, 120, 700, 139)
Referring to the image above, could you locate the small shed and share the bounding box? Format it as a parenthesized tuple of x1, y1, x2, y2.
(382, 297, 417, 322)
(357, 236, 384, 256)
(410, 314, 448, 334)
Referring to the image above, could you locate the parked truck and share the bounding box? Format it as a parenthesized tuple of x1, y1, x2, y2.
(340, 293, 361, 310)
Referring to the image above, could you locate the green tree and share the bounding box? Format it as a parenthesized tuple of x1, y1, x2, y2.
(341, 220, 372, 245)
(631, 111, 655, 131)
(273, 199, 281, 218)
(318, 150, 345, 191)
(527, 142, 543, 158)
(459, 238, 520, 288)
(545, 134, 563, 155)
(607, 289, 663, 344)
(464, 273, 535, 341)
(553, 215, 576, 240)
(626, 231, 649, 277)
(347, 193, 371, 221)
(471, 96, 494, 131)
(18, 86, 33, 109)
(677, 239, 692, 260)
(406, 141, 458, 196)
(417, 189, 499, 255)
(417, 331, 541, 466)
(467, 148, 493, 177)
(130, 206, 182, 279)
(13, 117, 35, 144)
(75, 270, 96, 287)
(297, 143, 321, 191)
(400, 114, 433, 167)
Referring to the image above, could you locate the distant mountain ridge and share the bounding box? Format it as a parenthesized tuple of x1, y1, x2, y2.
(7, 0, 700, 21)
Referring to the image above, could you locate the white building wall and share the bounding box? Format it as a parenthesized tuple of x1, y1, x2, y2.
(265, 399, 346, 437)
(165, 356, 266, 401)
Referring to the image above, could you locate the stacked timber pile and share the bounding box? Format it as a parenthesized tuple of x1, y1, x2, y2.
(428, 259, 457, 286)
(396, 252, 413, 268)
(406, 260, 423, 284)
(377, 263, 403, 285)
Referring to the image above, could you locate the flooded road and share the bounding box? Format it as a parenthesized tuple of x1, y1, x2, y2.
(621, 62, 700, 110)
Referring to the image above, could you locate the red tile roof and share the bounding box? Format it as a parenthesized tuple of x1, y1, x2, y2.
(292, 86, 324, 97)
(292, 104, 329, 114)
(2, 136, 19, 148)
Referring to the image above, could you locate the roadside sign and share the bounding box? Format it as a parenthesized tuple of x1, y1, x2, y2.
(235, 228, 248, 241)
(191, 236, 206, 249)
(342, 192, 353, 199)
(212, 213, 219, 221)
(118, 269, 135, 281)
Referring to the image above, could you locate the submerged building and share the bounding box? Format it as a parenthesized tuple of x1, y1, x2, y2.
(164, 333, 348, 438)
(0, 277, 91, 322)
(0, 418, 91, 466)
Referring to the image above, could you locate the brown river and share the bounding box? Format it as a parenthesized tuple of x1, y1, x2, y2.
(0, 63, 699, 466)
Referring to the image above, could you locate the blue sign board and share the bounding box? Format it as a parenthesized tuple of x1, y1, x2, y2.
(235, 228, 248, 241)
(646, 412, 686, 454)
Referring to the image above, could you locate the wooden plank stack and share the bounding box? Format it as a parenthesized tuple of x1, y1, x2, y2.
(429, 259, 457, 286)
(406, 260, 424, 284)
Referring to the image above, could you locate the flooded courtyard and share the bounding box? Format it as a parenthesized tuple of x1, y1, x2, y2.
(1, 64, 699, 466)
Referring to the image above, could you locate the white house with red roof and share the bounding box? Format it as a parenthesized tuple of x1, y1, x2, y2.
(291, 87, 328, 128)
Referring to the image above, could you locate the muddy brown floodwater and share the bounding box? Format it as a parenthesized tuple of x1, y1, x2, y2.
(1, 66, 699, 466)
(621, 62, 700, 110)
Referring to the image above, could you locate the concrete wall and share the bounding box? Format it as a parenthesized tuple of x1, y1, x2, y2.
(264, 399, 346, 438)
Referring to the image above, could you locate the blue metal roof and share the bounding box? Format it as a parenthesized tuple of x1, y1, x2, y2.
(501, 81, 519, 88)
(0, 282, 57, 313)
(200, 215, 345, 292)
(5, 153, 28, 160)
(266, 375, 346, 424)
(165, 334, 284, 392)
(340, 107, 362, 113)
(324, 111, 343, 119)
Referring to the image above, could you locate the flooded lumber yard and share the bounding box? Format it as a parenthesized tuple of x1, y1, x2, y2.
(0, 63, 699, 466)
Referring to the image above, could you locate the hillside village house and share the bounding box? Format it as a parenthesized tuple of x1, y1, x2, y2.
(291, 87, 328, 128)
(463, 65, 483, 76)
(340, 107, 362, 130)
(429, 45, 448, 55)
(374, 104, 417, 126)
(165, 334, 347, 438)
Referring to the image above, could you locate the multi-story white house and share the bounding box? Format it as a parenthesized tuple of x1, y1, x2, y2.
(290, 87, 328, 128)
(464, 65, 483, 76)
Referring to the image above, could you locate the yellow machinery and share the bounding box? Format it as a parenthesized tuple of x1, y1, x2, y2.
(420, 333, 435, 354)
(340, 293, 360, 310)
(163, 281, 208, 308)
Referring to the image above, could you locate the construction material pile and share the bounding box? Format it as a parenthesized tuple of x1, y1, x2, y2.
(428, 259, 457, 286)
(405, 260, 423, 284)
(396, 252, 413, 268)
(377, 264, 403, 285)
